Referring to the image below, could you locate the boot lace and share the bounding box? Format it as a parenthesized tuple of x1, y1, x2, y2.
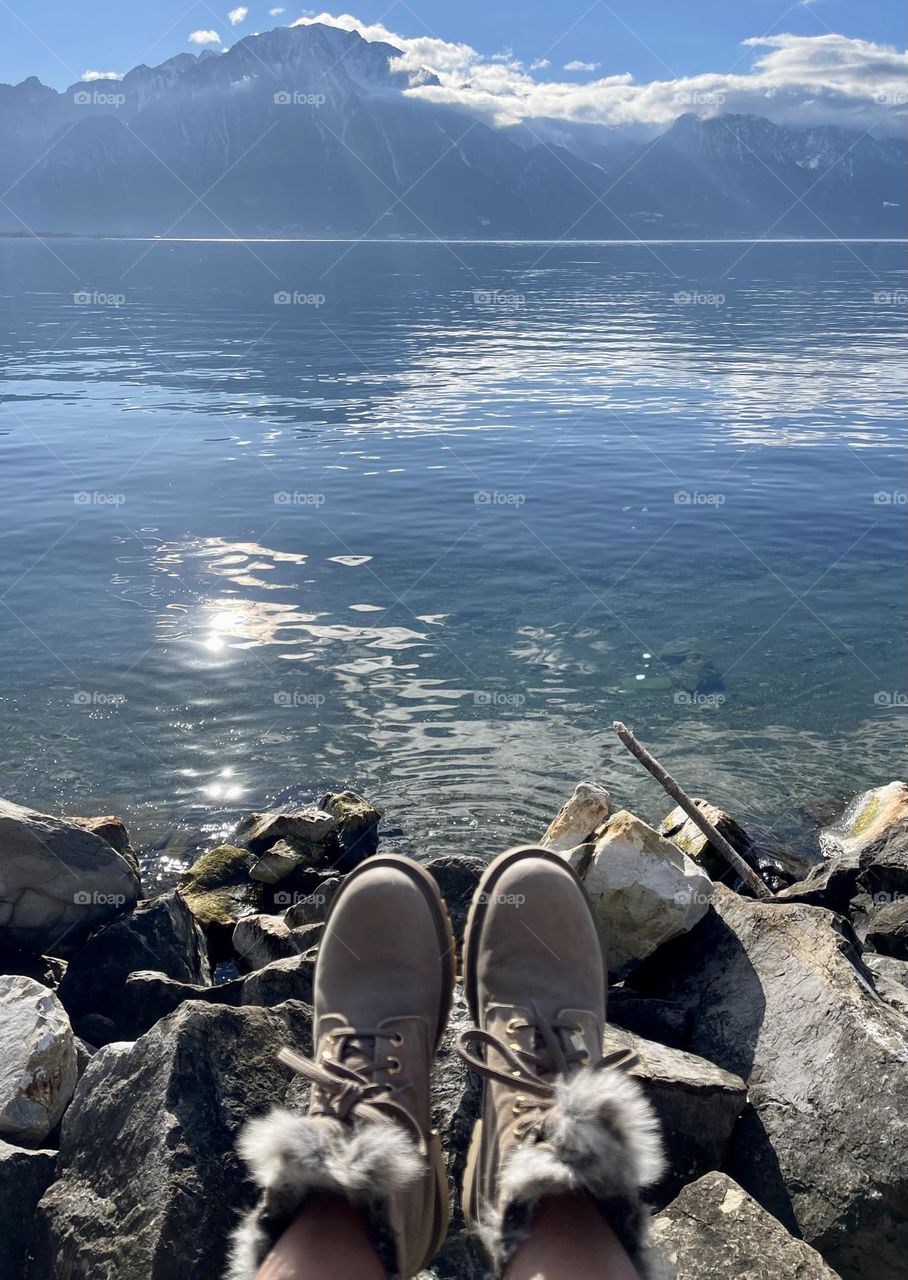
(456, 1005, 637, 1143)
(278, 1027, 426, 1154)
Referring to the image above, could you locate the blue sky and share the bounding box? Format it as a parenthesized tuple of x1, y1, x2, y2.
(2, 0, 905, 90)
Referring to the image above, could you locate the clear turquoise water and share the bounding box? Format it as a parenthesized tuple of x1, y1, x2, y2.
(0, 238, 905, 880)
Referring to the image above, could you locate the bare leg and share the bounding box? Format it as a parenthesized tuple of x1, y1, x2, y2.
(506, 1194, 642, 1280)
(254, 1193, 388, 1280)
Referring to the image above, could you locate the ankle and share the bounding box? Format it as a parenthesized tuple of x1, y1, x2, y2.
(256, 1194, 387, 1280)
(505, 1194, 641, 1280)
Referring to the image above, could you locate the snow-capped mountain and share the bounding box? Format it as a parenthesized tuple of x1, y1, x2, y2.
(0, 22, 904, 238)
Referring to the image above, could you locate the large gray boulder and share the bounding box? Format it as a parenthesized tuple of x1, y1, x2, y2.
(30, 999, 312, 1280)
(57, 892, 210, 1037)
(631, 885, 908, 1279)
(0, 799, 139, 953)
(603, 1026, 747, 1205)
(0, 974, 78, 1143)
(0, 1140, 57, 1277)
(652, 1171, 841, 1278)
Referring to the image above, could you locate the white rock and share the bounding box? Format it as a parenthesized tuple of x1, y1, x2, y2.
(541, 781, 611, 853)
(819, 780, 908, 859)
(583, 809, 713, 976)
(0, 797, 140, 952)
(0, 974, 78, 1142)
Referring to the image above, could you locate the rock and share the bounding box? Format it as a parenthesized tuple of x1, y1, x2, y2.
(30, 1000, 313, 1280)
(582, 810, 713, 977)
(541, 782, 611, 853)
(603, 1025, 747, 1205)
(820, 781, 908, 860)
(57, 892, 210, 1038)
(660, 800, 796, 892)
(233, 915, 323, 971)
(864, 951, 908, 992)
(319, 791, 382, 870)
(865, 896, 908, 958)
(657, 642, 723, 694)
(248, 840, 306, 884)
(660, 800, 751, 880)
(68, 814, 140, 876)
(282, 875, 341, 925)
(425, 856, 484, 954)
(122, 951, 316, 1036)
(234, 807, 338, 858)
(177, 844, 261, 957)
(0, 798, 140, 953)
(233, 913, 295, 969)
(606, 986, 688, 1049)
(429, 985, 485, 1280)
(630, 885, 908, 1280)
(779, 781, 908, 916)
(0, 946, 67, 989)
(0, 1140, 57, 1277)
(0, 974, 78, 1143)
(652, 1171, 841, 1279)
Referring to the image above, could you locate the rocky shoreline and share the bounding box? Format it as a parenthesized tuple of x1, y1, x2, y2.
(1, 778, 907, 1279)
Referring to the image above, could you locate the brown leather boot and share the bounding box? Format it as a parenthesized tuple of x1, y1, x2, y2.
(229, 854, 455, 1280)
(457, 846, 665, 1277)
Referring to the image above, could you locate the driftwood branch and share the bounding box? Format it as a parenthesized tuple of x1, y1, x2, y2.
(612, 720, 772, 900)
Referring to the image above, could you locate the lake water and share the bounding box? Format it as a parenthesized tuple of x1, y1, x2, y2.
(1, 237, 905, 884)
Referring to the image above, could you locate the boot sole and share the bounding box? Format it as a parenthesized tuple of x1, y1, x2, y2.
(321, 851, 456, 1268)
(460, 845, 598, 1226)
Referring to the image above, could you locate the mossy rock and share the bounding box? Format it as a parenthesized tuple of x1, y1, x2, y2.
(320, 791, 382, 870)
(177, 844, 262, 958)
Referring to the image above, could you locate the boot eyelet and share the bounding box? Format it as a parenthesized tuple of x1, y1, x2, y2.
(321, 1050, 332, 1062)
(508, 1041, 521, 1051)
(387, 1057, 402, 1075)
(505, 1018, 522, 1034)
(390, 1033, 404, 1047)
(578, 1054, 590, 1066)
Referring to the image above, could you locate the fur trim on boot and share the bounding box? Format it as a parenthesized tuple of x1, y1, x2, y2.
(226, 1109, 424, 1280)
(481, 1067, 667, 1278)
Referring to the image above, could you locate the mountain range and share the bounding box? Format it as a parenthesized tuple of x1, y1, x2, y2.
(0, 21, 904, 238)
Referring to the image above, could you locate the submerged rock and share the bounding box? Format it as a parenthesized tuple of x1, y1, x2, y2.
(0, 974, 78, 1143)
(0, 798, 139, 953)
(582, 810, 713, 977)
(540, 781, 611, 853)
(657, 643, 723, 694)
(31, 1000, 313, 1280)
(652, 1171, 840, 1278)
(631, 885, 908, 1280)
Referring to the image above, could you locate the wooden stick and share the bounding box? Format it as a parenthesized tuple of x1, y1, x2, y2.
(612, 720, 772, 900)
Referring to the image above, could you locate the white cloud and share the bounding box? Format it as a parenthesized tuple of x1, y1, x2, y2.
(564, 60, 600, 72)
(269, 6, 286, 13)
(289, 16, 908, 134)
(188, 29, 222, 45)
(228, 6, 249, 23)
(529, 58, 550, 71)
(81, 70, 122, 81)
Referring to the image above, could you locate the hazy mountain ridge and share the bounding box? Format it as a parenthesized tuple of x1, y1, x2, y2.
(0, 22, 904, 237)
